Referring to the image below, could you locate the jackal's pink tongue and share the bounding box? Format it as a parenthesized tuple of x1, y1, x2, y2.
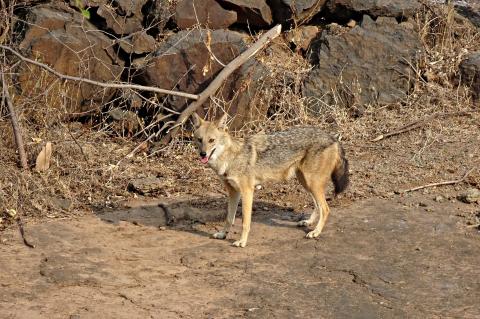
(200, 157, 209, 164)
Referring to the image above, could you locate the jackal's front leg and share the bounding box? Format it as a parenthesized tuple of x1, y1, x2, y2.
(232, 186, 253, 248)
(213, 182, 240, 240)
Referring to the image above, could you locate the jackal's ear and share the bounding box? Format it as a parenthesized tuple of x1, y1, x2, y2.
(191, 113, 203, 128)
(216, 113, 229, 129)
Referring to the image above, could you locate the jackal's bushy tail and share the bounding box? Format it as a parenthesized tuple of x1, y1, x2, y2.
(332, 145, 349, 195)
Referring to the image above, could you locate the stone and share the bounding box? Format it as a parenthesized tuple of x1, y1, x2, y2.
(18, 4, 124, 115)
(143, 0, 177, 34)
(455, 0, 480, 28)
(118, 32, 157, 54)
(459, 52, 480, 102)
(220, 0, 273, 27)
(327, 0, 422, 20)
(71, 0, 148, 35)
(285, 25, 321, 51)
(128, 177, 167, 195)
(270, 0, 327, 24)
(175, 0, 237, 30)
(108, 109, 142, 136)
(137, 29, 248, 112)
(458, 188, 480, 204)
(303, 15, 423, 110)
(50, 197, 73, 211)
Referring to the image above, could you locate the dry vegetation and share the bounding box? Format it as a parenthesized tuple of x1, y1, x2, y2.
(1, 2, 479, 231)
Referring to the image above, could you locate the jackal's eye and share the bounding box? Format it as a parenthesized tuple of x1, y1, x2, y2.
(209, 138, 215, 143)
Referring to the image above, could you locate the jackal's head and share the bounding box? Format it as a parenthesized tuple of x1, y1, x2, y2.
(192, 113, 230, 165)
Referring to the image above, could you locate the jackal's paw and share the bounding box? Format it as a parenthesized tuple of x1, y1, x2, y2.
(306, 230, 321, 238)
(212, 231, 227, 240)
(297, 220, 312, 227)
(232, 240, 247, 248)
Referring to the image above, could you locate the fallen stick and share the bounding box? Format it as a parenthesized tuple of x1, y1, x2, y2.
(2, 71, 28, 170)
(0, 44, 198, 100)
(16, 217, 35, 248)
(372, 111, 471, 142)
(159, 24, 282, 145)
(400, 168, 475, 194)
(466, 223, 480, 228)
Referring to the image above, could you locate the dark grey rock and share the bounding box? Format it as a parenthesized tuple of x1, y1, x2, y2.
(303, 15, 423, 110)
(175, 0, 237, 29)
(459, 52, 480, 102)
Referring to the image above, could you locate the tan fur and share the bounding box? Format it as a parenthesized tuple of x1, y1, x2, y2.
(192, 113, 348, 248)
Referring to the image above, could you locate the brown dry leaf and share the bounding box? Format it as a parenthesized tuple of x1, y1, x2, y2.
(35, 142, 52, 172)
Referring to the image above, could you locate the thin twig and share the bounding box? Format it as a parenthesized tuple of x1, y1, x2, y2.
(16, 175, 35, 248)
(16, 217, 35, 248)
(0, 44, 199, 100)
(400, 168, 475, 193)
(2, 71, 28, 169)
(61, 122, 89, 162)
(159, 25, 283, 144)
(372, 111, 471, 142)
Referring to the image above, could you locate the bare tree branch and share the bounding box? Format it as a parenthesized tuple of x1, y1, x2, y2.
(400, 168, 475, 194)
(159, 24, 283, 144)
(372, 111, 471, 142)
(2, 71, 28, 170)
(0, 44, 199, 100)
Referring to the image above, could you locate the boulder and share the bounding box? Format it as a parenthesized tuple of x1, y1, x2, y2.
(175, 0, 237, 30)
(219, 0, 273, 27)
(303, 15, 423, 110)
(136, 29, 297, 129)
(144, 0, 178, 34)
(269, 0, 327, 24)
(18, 4, 124, 115)
(326, 0, 422, 20)
(118, 31, 157, 54)
(285, 25, 321, 52)
(136, 29, 248, 112)
(455, 0, 480, 28)
(128, 177, 167, 195)
(70, 0, 148, 35)
(459, 52, 480, 102)
(108, 108, 143, 136)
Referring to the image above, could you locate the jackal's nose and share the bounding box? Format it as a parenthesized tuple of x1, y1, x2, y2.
(200, 151, 207, 158)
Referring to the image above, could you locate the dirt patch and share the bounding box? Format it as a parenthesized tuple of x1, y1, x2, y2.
(0, 195, 478, 318)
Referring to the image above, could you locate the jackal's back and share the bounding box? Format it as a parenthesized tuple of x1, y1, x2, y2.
(250, 126, 337, 167)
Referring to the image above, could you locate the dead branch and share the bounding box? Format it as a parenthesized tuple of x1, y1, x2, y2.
(372, 111, 471, 142)
(400, 167, 475, 194)
(0, 44, 199, 100)
(16, 175, 35, 248)
(2, 71, 28, 170)
(159, 24, 283, 145)
(16, 217, 35, 248)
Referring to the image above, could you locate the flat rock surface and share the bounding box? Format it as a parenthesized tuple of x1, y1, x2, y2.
(1, 195, 478, 318)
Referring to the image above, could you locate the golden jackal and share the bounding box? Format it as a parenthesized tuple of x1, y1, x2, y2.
(192, 114, 349, 248)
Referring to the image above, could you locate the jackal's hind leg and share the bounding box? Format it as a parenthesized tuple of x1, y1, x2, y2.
(297, 195, 320, 227)
(306, 189, 330, 239)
